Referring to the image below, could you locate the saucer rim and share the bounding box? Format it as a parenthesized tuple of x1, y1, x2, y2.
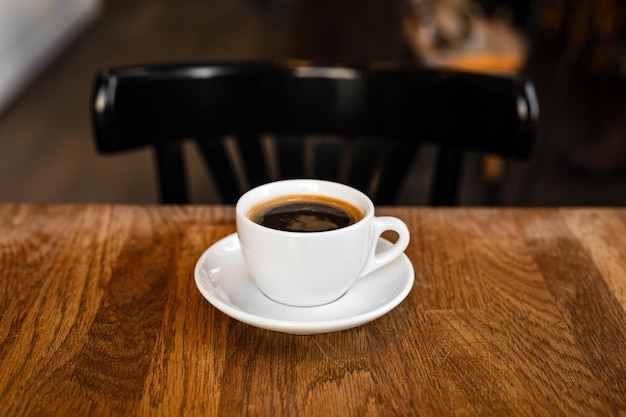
(194, 233, 414, 334)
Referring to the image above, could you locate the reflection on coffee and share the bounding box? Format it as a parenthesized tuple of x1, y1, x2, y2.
(248, 195, 363, 232)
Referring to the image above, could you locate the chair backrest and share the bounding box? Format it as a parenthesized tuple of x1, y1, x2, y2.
(92, 61, 538, 205)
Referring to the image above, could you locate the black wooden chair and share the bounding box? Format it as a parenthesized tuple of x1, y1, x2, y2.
(91, 61, 537, 205)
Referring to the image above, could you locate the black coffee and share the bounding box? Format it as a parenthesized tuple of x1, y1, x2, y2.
(248, 195, 363, 232)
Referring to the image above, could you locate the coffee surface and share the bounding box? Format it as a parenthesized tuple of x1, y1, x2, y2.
(249, 195, 362, 232)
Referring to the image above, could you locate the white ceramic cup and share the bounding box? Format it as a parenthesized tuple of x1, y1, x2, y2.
(235, 179, 410, 307)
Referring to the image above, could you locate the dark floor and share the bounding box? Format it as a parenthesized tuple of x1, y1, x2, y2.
(1, 0, 625, 206)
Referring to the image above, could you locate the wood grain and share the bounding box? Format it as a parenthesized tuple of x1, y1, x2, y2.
(1, 204, 625, 416)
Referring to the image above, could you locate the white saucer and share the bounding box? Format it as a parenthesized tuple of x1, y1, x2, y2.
(194, 233, 414, 335)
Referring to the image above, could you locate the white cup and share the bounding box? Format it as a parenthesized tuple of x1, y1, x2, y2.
(235, 179, 410, 307)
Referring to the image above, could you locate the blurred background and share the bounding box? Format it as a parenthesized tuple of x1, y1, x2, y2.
(0, 0, 625, 205)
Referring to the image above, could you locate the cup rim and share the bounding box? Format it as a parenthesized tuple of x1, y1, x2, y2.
(236, 179, 374, 235)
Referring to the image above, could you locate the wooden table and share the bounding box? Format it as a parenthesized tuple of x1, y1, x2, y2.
(1, 204, 625, 416)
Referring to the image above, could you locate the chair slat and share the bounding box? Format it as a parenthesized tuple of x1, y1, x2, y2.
(195, 137, 241, 203)
(344, 138, 383, 198)
(375, 141, 420, 204)
(311, 136, 344, 182)
(431, 146, 464, 206)
(237, 134, 269, 189)
(275, 135, 304, 179)
(154, 141, 189, 204)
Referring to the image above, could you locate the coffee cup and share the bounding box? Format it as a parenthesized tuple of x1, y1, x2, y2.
(235, 179, 410, 307)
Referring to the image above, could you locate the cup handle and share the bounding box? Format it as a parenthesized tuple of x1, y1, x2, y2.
(358, 216, 410, 278)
